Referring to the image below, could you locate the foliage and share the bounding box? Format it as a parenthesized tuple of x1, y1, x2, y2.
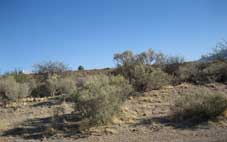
(33, 61, 68, 75)
(3, 69, 30, 83)
(114, 49, 155, 66)
(177, 61, 227, 84)
(162, 56, 185, 75)
(30, 83, 51, 98)
(47, 76, 77, 96)
(128, 65, 172, 91)
(172, 88, 227, 123)
(31, 76, 76, 97)
(201, 40, 227, 61)
(114, 49, 172, 91)
(74, 75, 133, 126)
(78, 65, 85, 71)
(0, 77, 30, 102)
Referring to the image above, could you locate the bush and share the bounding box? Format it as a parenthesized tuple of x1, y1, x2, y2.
(33, 61, 68, 75)
(202, 61, 227, 83)
(47, 76, 77, 96)
(130, 65, 172, 91)
(115, 63, 171, 91)
(3, 69, 30, 83)
(177, 62, 201, 83)
(78, 65, 85, 71)
(31, 83, 51, 98)
(201, 40, 227, 61)
(177, 61, 227, 84)
(172, 89, 227, 123)
(114, 49, 172, 91)
(144, 68, 172, 90)
(31, 76, 76, 97)
(74, 75, 133, 126)
(0, 77, 30, 102)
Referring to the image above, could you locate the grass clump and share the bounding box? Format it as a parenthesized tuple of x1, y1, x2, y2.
(172, 89, 227, 123)
(74, 74, 133, 126)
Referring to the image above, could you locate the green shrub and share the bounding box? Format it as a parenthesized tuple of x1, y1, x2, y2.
(78, 65, 85, 71)
(202, 61, 227, 83)
(143, 68, 172, 90)
(74, 75, 133, 126)
(113, 49, 173, 91)
(177, 62, 201, 83)
(3, 70, 31, 83)
(130, 65, 172, 91)
(47, 76, 77, 96)
(31, 76, 76, 97)
(33, 61, 68, 75)
(0, 77, 30, 102)
(201, 40, 227, 61)
(31, 83, 51, 98)
(172, 89, 227, 123)
(115, 63, 171, 91)
(177, 61, 227, 84)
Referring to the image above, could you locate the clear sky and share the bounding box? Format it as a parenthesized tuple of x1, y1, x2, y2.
(0, 0, 227, 73)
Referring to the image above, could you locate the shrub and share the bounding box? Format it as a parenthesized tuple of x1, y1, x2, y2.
(31, 76, 76, 97)
(177, 61, 227, 84)
(115, 63, 171, 91)
(201, 40, 227, 61)
(177, 62, 201, 83)
(47, 76, 77, 96)
(3, 69, 30, 83)
(114, 49, 155, 66)
(172, 89, 227, 123)
(163, 56, 185, 75)
(114, 49, 172, 91)
(130, 65, 172, 91)
(202, 61, 227, 83)
(74, 75, 133, 126)
(78, 65, 85, 71)
(31, 83, 51, 98)
(0, 77, 30, 102)
(33, 61, 68, 75)
(144, 68, 172, 90)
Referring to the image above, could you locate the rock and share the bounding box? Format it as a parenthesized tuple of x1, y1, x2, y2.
(112, 116, 124, 125)
(105, 128, 118, 134)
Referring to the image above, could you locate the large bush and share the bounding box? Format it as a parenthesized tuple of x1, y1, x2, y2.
(0, 77, 30, 102)
(3, 69, 30, 83)
(129, 65, 172, 91)
(47, 76, 77, 96)
(201, 40, 227, 61)
(78, 65, 85, 71)
(172, 88, 227, 123)
(114, 49, 172, 91)
(33, 61, 68, 75)
(74, 75, 133, 126)
(31, 76, 76, 97)
(202, 61, 227, 83)
(177, 61, 227, 84)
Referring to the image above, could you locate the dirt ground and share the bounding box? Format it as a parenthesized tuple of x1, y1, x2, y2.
(1, 83, 227, 142)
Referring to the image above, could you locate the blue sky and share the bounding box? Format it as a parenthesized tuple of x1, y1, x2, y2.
(0, 0, 227, 73)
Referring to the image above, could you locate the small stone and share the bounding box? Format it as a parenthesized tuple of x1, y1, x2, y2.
(105, 128, 118, 134)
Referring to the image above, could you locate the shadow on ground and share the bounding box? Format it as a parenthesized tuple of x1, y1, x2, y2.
(1, 113, 91, 140)
(32, 95, 74, 108)
(134, 115, 210, 130)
